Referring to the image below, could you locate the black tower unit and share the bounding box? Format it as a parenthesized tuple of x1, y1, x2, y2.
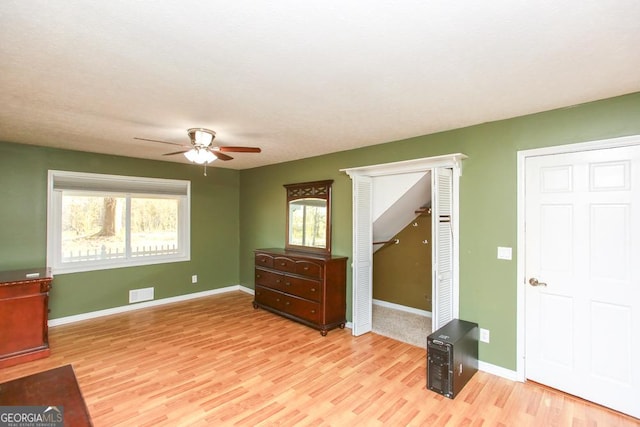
(427, 319, 479, 399)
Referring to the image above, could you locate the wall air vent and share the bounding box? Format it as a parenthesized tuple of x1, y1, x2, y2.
(129, 287, 154, 303)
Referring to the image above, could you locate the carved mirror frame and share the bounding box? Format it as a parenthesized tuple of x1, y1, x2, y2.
(284, 180, 333, 254)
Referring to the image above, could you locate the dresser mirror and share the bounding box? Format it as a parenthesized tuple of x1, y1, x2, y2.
(284, 180, 333, 254)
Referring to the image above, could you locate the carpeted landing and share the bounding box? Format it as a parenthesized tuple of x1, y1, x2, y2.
(372, 303, 432, 348)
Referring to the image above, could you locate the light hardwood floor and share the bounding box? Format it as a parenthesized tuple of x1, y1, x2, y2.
(1, 291, 638, 426)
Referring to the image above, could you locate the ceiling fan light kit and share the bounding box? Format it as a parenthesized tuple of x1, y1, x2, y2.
(135, 127, 261, 175)
(184, 147, 216, 164)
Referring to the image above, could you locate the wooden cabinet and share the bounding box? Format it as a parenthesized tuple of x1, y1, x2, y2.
(253, 249, 347, 335)
(0, 268, 52, 368)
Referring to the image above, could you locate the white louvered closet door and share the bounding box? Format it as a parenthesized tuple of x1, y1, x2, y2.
(432, 168, 454, 330)
(352, 175, 373, 336)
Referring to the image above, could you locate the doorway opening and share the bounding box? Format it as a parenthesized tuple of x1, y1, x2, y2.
(342, 153, 466, 341)
(370, 172, 433, 347)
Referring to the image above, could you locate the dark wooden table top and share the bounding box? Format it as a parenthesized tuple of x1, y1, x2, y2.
(0, 364, 92, 426)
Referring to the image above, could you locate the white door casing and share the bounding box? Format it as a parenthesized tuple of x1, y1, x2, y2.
(342, 154, 465, 337)
(518, 136, 640, 418)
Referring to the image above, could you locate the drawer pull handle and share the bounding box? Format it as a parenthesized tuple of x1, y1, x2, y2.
(280, 262, 286, 266)
(303, 266, 309, 270)
(276, 279, 281, 283)
(256, 274, 261, 278)
(276, 298, 280, 302)
(285, 301, 290, 306)
(310, 288, 316, 292)
(311, 309, 316, 314)
(285, 282, 291, 286)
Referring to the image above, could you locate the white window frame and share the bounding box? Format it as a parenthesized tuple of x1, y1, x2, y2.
(47, 170, 191, 274)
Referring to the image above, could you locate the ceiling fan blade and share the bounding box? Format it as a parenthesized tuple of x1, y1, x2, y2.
(163, 150, 189, 156)
(134, 137, 185, 147)
(212, 150, 233, 161)
(216, 146, 261, 153)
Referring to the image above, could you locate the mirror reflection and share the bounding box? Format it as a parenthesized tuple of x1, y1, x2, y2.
(288, 198, 327, 248)
(284, 180, 332, 254)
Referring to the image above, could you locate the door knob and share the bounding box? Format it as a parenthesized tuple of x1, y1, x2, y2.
(528, 277, 547, 287)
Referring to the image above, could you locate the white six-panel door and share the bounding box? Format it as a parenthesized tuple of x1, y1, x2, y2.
(524, 144, 640, 418)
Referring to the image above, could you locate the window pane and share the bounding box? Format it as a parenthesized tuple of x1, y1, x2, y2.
(131, 197, 179, 257)
(61, 195, 126, 263)
(49, 170, 190, 274)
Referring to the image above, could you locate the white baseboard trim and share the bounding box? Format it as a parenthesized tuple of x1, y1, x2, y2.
(345, 321, 353, 330)
(49, 285, 245, 327)
(238, 285, 254, 295)
(478, 361, 520, 381)
(372, 298, 432, 318)
(369, 300, 517, 382)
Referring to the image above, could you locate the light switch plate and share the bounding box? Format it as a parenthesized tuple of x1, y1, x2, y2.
(497, 246, 512, 260)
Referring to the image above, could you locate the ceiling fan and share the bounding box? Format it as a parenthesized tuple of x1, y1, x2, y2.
(134, 128, 261, 175)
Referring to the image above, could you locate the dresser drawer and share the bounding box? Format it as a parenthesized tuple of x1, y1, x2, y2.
(0, 281, 49, 299)
(254, 285, 283, 308)
(286, 296, 321, 324)
(255, 253, 275, 269)
(271, 257, 322, 279)
(294, 261, 322, 279)
(256, 268, 319, 299)
(255, 268, 284, 290)
(282, 276, 321, 302)
(273, 256, 296, 273)
(255, 286, 321, 324)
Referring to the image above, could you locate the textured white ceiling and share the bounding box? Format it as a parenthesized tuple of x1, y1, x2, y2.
(1, 1, 639, 170)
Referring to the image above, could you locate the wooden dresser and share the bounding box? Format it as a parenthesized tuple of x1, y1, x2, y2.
(0, 268, 52, 368)
(253, 249, 347, 335)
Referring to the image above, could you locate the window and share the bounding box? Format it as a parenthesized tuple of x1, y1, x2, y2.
(47, 170, 190, 274)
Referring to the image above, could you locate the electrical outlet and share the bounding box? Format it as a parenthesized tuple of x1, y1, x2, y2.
(191, 274, 198, 284)
(480, 328, 490, 343)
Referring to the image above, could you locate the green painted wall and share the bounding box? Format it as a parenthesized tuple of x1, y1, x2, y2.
(1, 92, 639, 372)
(373, 213, 432, 311)
(239, 92, 640, 371)
(0, 142, 241, 319)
